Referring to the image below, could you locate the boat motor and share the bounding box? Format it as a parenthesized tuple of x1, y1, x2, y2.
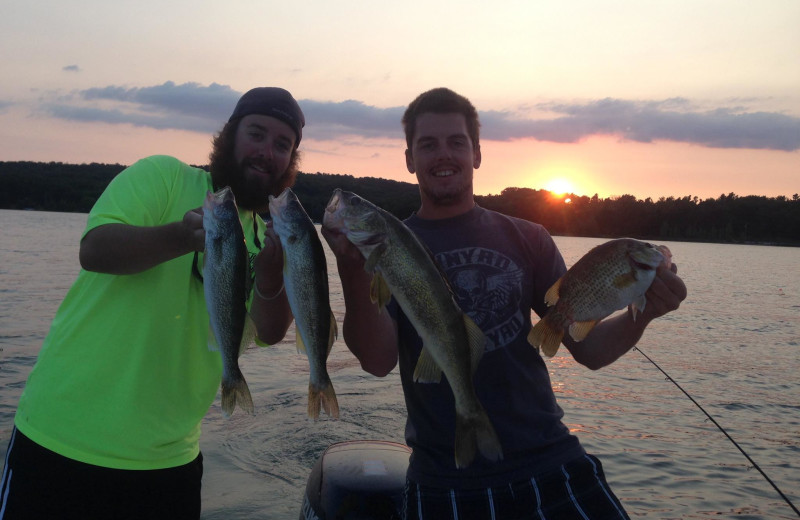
(299, 440, 411, 520)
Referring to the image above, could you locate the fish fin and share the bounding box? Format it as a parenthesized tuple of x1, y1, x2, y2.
(454, 409, 503, 469)
(413, 347, 442, 383)
(327, 310, 338, 355)
(295, 330, 307, 354)
(244, 257, 254, 302)
(207, 324, 220, 352)
(629, 295, 647, 321)
(527, 317, 564, 357)
(363, 241, 388, 273)
(220, 368, 254, 417)
(239, 315, 257, 356)
(463, 314, 486, 375)
(613, 272, 637, 289)
(544, 278, 562, 307)
(369, 272, 393, 310)
(308, 379, 340, 420)
(569, 320, 599, 342)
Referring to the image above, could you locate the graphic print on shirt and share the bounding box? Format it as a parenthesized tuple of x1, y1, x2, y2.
(435, 247, 524, 352)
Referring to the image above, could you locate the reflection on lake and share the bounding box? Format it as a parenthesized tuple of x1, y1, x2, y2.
(0, 210, 798, 519)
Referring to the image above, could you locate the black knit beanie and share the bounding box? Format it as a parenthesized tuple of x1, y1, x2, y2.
(229, 87, 305, 147)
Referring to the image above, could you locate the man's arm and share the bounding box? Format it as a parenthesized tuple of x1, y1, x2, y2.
(563, 263, 687, 370)
(79, 208, 205, 275)
(321, 226, 398, 377)
(250, 224, 293, 345)
(81, 209, 294, 345)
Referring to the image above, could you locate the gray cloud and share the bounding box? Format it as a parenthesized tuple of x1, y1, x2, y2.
(66, 81, 240, 132)
(62, 65, 81, 72)
(300, 99, 405, 140)
(37, 82, 800, 151)
(482, 98, 800, 151)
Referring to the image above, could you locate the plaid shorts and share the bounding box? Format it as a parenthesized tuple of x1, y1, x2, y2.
(402, 454, 630, 520)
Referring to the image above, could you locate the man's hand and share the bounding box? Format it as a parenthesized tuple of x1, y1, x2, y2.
(640, 263, 687, 322)
(253, 221, 285, 297)
(81, 206, 206, 274)
(182, 207, 205, 253)
(320, 225, 365, 268)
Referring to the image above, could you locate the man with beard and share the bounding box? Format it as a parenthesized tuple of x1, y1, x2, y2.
(0, 87, 303, 520)
(323, 88, 687, 519)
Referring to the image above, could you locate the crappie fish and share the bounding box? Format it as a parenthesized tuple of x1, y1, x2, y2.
(269, 188, 339, 420)
(203, 187, 254, 416)
(323, 189, 503, 468)
(528, 238, 666, 357)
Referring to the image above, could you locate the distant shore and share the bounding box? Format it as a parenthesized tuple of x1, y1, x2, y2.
(2, 161, 799, 247)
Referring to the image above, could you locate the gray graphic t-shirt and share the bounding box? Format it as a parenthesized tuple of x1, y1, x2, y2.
(394, 206, 586, 488)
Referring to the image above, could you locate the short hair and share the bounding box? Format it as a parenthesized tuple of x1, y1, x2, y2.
(402, 88, 480, 150)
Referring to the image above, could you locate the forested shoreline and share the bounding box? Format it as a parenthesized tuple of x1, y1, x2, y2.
(2, 161, 798, 246)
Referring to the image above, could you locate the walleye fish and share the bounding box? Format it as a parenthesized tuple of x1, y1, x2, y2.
(323, 189, 503, 468)
(203, 187, 254, 416)
(528, 238, 667, 357)
(269, 188, 339, 420)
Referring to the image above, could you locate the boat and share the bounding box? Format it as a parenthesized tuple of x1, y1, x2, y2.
(299, 440, 411, 520)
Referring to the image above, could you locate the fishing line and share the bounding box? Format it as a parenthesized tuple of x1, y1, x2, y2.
(634, 346, 800, 518)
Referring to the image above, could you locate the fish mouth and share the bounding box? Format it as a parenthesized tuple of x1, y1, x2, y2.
(631, 245, 664, 270)
(268, 188, 294, 220)
(267, 199, 281, 220)
(325, 189, 342, 214)
(632, 258, 658, 271)
(322, 190, 343, 231)
(205, 186, 235, 209)
(216, 186, 235, 200)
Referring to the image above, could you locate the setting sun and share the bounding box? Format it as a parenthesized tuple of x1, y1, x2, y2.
(544, 177, 575, 196)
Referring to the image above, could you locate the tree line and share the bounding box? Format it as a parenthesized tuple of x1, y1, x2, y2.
(2, 161, 798, 246)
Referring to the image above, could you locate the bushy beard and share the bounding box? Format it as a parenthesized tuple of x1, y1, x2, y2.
(218, 157, 283, 211)
(209, 120, 298, 211)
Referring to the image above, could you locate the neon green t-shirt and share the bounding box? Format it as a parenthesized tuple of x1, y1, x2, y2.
(15, 155, 266, 470)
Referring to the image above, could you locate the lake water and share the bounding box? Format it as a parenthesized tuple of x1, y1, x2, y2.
(1, 208, 798, 519)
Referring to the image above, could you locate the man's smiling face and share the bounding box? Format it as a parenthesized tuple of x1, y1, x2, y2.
(406, 112, 481, 216)
(229, 114, 296, 210)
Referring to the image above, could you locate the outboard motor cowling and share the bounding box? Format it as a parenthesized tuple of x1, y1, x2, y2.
(300, 440, 411, 520)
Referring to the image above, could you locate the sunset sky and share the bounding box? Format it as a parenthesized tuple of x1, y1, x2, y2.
(1, 0, 798, 201)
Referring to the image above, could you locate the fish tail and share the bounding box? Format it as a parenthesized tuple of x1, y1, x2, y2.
(568, 320, 600, 341)
(454, 409, 504, 469)
(221, 369, 254, 417)
(527, 317, 564, 357)
(308, 380, 340, 420)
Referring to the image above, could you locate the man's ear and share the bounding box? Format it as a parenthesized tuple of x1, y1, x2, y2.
(473, 144, 482, 169)
(405, 149, 415, 173)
